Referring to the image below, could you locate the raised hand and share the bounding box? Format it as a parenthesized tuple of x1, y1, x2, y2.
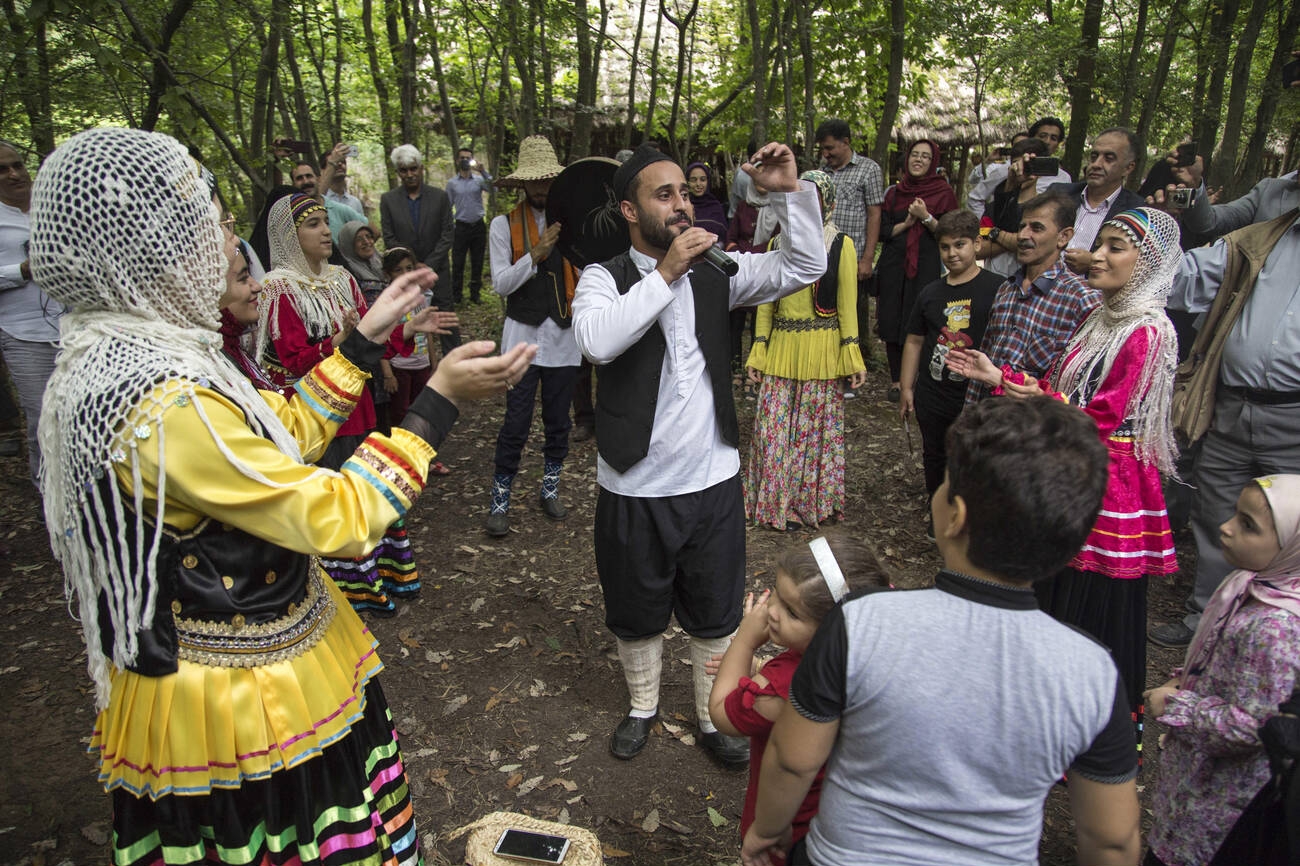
(427, 341, 538, 405)
(357, 266, 437, 342)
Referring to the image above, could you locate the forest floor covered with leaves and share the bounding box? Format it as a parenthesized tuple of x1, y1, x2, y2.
(0, 302, 1194, 865)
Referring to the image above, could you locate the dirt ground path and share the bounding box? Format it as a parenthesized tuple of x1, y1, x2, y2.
(0, 303, 1191, 865)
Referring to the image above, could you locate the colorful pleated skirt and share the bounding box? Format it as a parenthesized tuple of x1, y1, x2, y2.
(90, 578, 422, 865)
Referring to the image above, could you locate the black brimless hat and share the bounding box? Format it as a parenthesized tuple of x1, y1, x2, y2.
(612, 144, 674, 202)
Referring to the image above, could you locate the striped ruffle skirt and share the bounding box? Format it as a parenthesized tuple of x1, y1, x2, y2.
(91, 582, 422, 865)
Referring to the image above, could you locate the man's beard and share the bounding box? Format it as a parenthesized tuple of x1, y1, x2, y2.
(637, 208, 689, 251)
(527, 192, 547, 210)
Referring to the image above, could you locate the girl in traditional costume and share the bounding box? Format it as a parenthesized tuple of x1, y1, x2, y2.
(256, 194, 444, 615)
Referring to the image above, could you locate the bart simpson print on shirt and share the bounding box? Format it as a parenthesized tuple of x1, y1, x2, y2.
(930, 299, 975, 381)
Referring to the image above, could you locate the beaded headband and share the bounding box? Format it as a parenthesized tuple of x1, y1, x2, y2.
(288, 193, 325, 228)
(1102, 208, 1149, 246)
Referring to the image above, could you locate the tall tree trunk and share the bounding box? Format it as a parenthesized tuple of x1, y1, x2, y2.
(0, 0, 54, 153)
(424, 10, 459, 151)
(662, 0, 699, 161)
(1196, 0, 1243, 170)
(249, 3, 283, 210)
(872, 0, 905, 165)
(745, 0, 767, 144)
(1133, 3, 1182, 182)
(1116, 0, 1149, 127)
(643, 7, 664, 142)
(385, 0, 418, 144)
(623, 0, 648, 148)
(133, 0, 196, 132)
(1206, 0, 1268, 193)
(1211, 0, 1268, 196)
(1061, 0, 1103, 177)
(539, 2, 554, 131)
(300, 4, 340, 147)
(507, 0, 537, 136)
(1242, 0, 1300, 183)
(571, 0, 608, 158)
(795, 0, 815, 164)
(778, 1, 795, 152)
(330, 0, 344, 140)
(362, 0, 395, 162)
(282, 30, 318, 158)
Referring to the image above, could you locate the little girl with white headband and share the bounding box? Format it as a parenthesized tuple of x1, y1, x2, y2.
(709, 533, 890, 864)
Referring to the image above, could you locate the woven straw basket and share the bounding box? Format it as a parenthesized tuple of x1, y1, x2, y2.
(449, 810, 604, 866)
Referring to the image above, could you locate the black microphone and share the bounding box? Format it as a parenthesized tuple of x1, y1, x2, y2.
(701, 244, 739, 277)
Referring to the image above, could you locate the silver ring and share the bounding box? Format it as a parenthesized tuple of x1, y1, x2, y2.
(505, 379, 514, 391)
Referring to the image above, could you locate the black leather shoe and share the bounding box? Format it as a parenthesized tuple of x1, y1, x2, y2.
(484, 511, 509, 537)
(699, 729, 750, 768)
(610, 714, 655, 759)
(1149, 621, 1195, 648)
(538, 495, 568, 521)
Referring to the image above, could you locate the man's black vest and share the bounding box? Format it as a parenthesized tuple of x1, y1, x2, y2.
(506, 240, 572, 328)
(594, 253, 737, 473)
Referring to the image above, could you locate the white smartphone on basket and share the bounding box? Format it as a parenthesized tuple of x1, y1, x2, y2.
(492, 828, 571, 864)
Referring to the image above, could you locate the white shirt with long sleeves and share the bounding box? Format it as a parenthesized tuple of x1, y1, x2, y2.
(0, 201, 61, 342)
(488, 207, 581, 368)
(572, 180, 825, 497)
(967, 166, 1072, 217)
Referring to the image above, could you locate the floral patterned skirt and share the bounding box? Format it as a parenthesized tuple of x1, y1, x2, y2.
(744, 376, 845, 529)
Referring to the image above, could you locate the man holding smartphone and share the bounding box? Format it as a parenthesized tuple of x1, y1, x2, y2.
(447, 146, 493, 306)
(1152, 150, 1300, 242)
(967, 118, 1073, 217)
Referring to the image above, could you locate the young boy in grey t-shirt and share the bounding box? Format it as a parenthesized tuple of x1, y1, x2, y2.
(742, 398, 1140, 866)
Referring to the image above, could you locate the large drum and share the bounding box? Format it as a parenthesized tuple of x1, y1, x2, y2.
(545, 157, 629, 269)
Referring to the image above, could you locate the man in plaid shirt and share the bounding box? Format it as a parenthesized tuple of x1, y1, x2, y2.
(966, 190, 1099, 404)
(817, 119, 885, 395)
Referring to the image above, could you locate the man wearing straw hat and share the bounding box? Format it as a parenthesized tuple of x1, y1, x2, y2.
(483, 135, 582, 537)
(572, 141, 827, 767)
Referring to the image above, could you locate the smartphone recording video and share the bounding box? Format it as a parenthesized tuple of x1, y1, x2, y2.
(1026, 157, 1060, 177)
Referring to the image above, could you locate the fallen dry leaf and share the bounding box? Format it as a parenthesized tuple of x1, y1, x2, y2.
(602, 845, 631, 858)
(515, 774, 544, 797)
(641, 808, 660, 833)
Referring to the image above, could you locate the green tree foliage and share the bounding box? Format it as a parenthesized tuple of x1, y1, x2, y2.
(2, 0, 1297, 219)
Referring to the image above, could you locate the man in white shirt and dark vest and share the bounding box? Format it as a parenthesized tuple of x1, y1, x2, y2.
(484, 137, 581, 537)
(572, 142, 827, 767)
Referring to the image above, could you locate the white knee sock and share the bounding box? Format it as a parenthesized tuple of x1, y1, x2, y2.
(617, 635, 663, 718)
(690, 635, 732, 733)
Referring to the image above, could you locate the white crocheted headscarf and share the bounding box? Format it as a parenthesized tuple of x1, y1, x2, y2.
(31, 127, 304, 709)
(1052, 207, 1181, 476)
(253, 193, 357, 368)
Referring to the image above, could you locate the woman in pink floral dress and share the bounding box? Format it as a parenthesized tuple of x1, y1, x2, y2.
(743, 171, 866, 530)
(1142, 474, 1300, 865)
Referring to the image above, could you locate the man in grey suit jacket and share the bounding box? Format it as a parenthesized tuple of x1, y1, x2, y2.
(382, 144, 459, 351)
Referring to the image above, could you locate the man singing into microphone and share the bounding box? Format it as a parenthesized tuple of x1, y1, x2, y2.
(571, 143, 826, 767)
